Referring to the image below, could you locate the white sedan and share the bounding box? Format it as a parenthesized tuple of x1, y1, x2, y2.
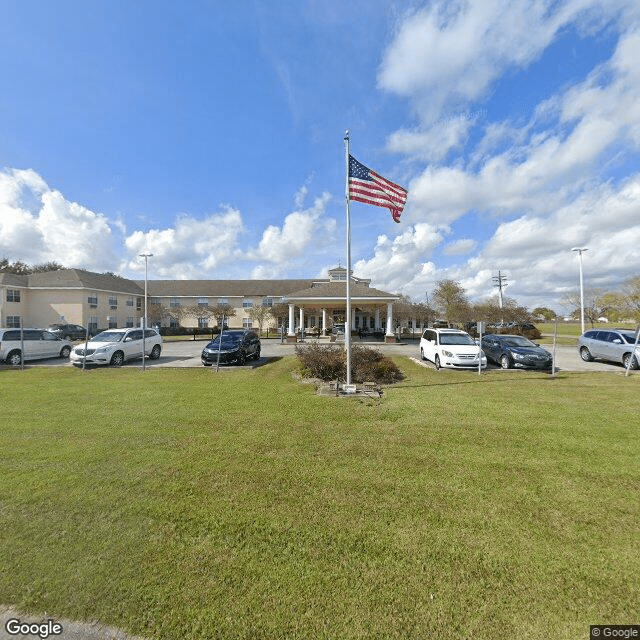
(70, 328, 162, 366)
(420, 328, 487, 370)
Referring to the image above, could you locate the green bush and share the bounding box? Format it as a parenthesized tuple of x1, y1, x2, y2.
(295, 343, 403, 384)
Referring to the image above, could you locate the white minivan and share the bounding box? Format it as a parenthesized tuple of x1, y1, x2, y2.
(0, 328, 73, 365)
(419, 328, 487, 370)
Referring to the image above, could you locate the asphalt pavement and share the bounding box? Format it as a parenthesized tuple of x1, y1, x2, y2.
(17, 336, 636, 374)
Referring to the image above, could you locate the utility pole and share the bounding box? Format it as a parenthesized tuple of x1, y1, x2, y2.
(492, 270, 508, 313)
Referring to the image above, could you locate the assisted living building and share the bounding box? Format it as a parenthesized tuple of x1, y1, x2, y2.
(0, 267, 403, 341)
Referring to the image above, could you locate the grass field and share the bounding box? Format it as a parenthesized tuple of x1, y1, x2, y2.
(0, 358, 638, 639)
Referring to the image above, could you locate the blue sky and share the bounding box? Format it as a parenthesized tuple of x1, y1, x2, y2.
(1, 0, 639, 312)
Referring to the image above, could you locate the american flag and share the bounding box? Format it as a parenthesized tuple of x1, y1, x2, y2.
(348, 154, 408, 223)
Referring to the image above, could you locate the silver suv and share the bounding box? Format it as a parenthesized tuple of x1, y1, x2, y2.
(70, 328, 162, 366)
(0, 328, 73, 365)
(578, 328, 640, 369)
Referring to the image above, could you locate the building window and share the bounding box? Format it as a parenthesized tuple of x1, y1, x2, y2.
(242, 299, 253, 309)
(88, 316, 98, 334)
(170, 298, 181, 308)
(107, 317, 117, 329)
(126, 296, 134, 307)
(198, 317, 209, 328)
(136, 297, 142, 310)
(198, 298, 209, 307)
(262, 297, 273, 307)
(108, 296, 118, 308)
(6, 316, 21, 328)
(243, 317, 252, 328)
(169, 317, 179, 328)
(150, 297, 160, 305)
(126, 317, 135, 328)
(88, 293, 98, 306)
(6, 289, 21, 302)
(218, 297, 228, 305)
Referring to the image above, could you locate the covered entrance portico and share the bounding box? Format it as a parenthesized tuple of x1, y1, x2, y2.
(282, 268, 400, 342)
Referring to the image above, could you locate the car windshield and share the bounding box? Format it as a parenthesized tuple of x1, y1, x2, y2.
(92, 331, 124, 342)
(440, 333, 475, 345)
(504, 336, 536, 347)
(210, 333, 242, 346)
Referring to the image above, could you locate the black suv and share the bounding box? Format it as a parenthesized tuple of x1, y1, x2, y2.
(45, 323, 88, 341)
(201, 330, 261, 366)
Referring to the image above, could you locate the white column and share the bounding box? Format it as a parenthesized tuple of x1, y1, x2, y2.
(375, 308, 381, 331)
(299, 307, 304, 334)
(386, 302, 394, 336)
(288, 304, 295, 336)
(351, 308, 356, 332)
(322, 308, 327, 333)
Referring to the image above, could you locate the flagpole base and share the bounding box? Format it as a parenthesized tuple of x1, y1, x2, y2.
(384, 335, 397, 343)
(285, 336, 298, 344)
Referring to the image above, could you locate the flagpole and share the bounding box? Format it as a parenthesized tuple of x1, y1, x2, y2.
(344, 130, 352, 386)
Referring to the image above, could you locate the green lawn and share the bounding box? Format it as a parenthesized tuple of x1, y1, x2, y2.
(0, 359, 638, 639)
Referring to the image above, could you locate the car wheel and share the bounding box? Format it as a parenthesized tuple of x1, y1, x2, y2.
(623, 353, 638, 370)
(420, 348, 425, 361)
(434, 354, 441, 370)
(110, 351, 124, 366)
(500, 354, 511, 369)
(59, 346, 71, 359)
(150, 344, 161, 360)
(580, 346, 594, 362)
(254, 347, 261, 361)
(238, 351, 246, 366)
(6, 350, 22, 366)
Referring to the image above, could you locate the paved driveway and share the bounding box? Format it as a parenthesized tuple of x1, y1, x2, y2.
(7, 338, 636, 374)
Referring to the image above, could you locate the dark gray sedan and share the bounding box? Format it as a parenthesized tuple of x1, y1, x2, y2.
(481, 334, 553, 370)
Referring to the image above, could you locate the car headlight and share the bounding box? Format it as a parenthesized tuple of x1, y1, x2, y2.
(513, 353, 526, 360)
(95, 347, 110, 354)
(442, 350, 453, 357)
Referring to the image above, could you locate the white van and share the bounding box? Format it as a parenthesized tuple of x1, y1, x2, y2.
(0, 328, 73, 365)
(419, 328, 487, 370)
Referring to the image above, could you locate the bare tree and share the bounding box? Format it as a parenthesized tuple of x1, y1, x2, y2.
(248, 304, 272, 335)
(432, 280, 471, 326)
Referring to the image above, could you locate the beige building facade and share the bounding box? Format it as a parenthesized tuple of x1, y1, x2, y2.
(0, 267, 401, 339)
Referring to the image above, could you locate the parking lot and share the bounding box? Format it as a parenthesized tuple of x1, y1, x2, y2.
(10, 337, 634, 373)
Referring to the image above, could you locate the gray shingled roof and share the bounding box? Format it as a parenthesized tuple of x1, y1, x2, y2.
(0, 273, 29, 287)
(142, 279, 315, 298)
(26, 269, 144, 294)
(286, 281, 398, 300)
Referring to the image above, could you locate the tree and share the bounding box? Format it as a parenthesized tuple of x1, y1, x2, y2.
(431, 280, 470, 326)
(532, 307, 557, 321)
(248, 304, 272, 335)
(621, 276, 640, 322)
(562, 288, 603, 327)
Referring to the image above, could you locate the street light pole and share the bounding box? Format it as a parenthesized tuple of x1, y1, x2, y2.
(572, 247, 588, 334)
(139, 253, 153, 371)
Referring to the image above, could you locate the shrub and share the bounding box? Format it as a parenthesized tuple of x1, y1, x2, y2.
(295, 343, 403, 384)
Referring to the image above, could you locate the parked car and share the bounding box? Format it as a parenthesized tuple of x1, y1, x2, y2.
(69, 328, 162, 366)
(45, 323, 88, 341)
(577, 328, 640, 369)
(0, 328, 73, 365)
(201, 330, 261, 366)
(419, 328, 487, 370)
(481, 334, 553, 370)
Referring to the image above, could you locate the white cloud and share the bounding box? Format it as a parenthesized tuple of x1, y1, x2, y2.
(123, 207, 245, 279)
(0, 167, 118, 270)
(354, 223, 444, 295)
(443, 238, 477, 256)
(248, 191, 336, 278)
(378, 0, 629, 123)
